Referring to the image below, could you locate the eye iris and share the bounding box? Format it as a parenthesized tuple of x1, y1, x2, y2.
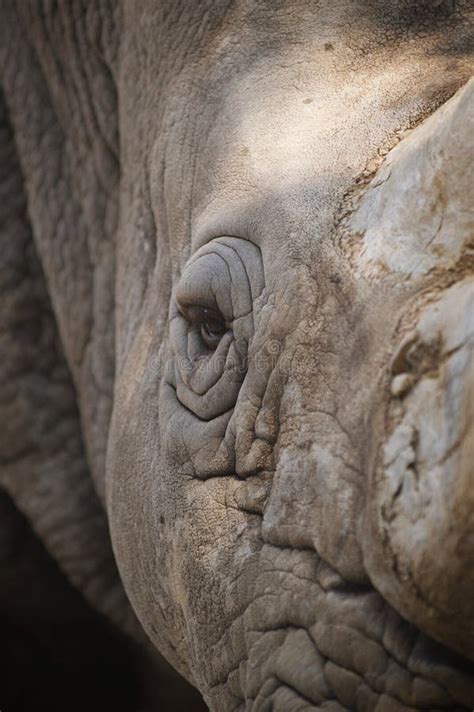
(203, 317, 224, 337)
(179, 304, 227, 349)
(201, 313, 226, 347)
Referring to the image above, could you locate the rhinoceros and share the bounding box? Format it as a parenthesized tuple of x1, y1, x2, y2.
(1, 1, 473, 710)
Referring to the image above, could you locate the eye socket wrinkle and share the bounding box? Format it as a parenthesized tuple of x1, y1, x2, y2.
(170, 236, 264, 417)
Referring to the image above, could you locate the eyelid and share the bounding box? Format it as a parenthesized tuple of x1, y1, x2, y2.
(180, 304, 225, 326)
(178, 304, 230, 329)
(175, 288, 220, 315)
(176, 252, 234, 319)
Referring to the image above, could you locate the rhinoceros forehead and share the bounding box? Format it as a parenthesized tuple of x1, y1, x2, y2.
(158, 40, 470, 265)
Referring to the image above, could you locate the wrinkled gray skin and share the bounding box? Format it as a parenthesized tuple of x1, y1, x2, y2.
(1, 1, 473, 710)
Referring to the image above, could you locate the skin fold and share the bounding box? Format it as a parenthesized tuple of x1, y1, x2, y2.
(0, 1, 473, 710)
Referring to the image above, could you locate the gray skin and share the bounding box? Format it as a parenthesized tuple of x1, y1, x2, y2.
(1, 1, 473, 710)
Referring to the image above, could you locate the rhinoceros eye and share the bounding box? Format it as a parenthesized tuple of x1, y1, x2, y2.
(182, 305, 228, 350)
(169, 236, 264, 421)
(200, 311, 227, 349)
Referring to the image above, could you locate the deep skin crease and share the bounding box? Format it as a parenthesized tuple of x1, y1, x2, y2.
(0, 1, 473, 711)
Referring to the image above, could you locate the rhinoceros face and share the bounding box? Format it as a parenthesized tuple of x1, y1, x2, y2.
(107, 2, 474, 709)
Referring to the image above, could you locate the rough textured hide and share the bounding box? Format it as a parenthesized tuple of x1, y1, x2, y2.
(349, 82, 474, 661)
(0, 3, 204, 709)
(0, 1, 473, 711)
